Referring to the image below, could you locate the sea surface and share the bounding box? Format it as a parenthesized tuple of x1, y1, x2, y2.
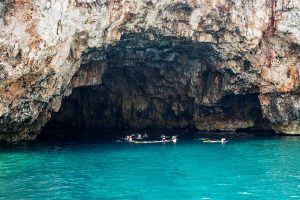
(1, 134, 300, 199)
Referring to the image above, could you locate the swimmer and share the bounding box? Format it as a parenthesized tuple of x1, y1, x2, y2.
(172, 136, 177, 143)
(136, 134, 142, 140)
(128, 135, 133, 142)
(221, 138, 226, 144)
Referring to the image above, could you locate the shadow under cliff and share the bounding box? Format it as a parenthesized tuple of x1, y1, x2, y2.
(41, 32, 274, 140)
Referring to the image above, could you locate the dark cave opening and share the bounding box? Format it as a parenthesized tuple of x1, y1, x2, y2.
(40, 33, 273, 140)
(39, 85, 271, 140)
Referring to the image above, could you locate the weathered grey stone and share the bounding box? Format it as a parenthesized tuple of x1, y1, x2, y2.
(1, 0, 300, 142)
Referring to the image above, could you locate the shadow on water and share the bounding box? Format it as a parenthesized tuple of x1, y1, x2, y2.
(38, 128, 277, 142)
(0, 128, 285, 151)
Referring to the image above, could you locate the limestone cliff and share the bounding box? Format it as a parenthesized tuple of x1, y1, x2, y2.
(1, 0, 300, 142)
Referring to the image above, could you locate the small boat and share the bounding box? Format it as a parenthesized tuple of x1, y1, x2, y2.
(202, 140, 228, 143)
(134, 139, 177, 144)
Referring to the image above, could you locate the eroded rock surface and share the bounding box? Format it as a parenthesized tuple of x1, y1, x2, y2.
(1, 0, 300, 142)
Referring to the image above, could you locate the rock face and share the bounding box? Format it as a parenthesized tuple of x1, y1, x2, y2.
(1, 0, 300, 142)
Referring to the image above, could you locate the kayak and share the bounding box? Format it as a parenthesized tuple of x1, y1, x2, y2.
(198, 138, 210, 141)
(203, 140, 219, 143)
(202, 140, 228, 143)
(134, 140, 176, 144)
(115, 140, 176, 144)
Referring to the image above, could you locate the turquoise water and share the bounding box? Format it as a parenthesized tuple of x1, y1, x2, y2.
(1, 136, 300, 199)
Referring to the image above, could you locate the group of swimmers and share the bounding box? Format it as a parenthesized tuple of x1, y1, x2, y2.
(123, 133, 227, 144)
(125, 133, 149, 142)
(124, 133, 177, 143)
(161, 135, 177, 143)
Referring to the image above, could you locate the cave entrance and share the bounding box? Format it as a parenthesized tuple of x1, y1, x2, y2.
(40, 33, 271, 140)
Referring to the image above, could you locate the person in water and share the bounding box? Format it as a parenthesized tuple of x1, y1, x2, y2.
(221, 138, 226, 144)
(161, 135, 166, 142)
(136, 134, 142, 140)
(128, 135, 133, 142)
(172, 136, 177, 143)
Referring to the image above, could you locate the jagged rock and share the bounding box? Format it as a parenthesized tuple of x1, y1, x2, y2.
(1, 0, 300, 142)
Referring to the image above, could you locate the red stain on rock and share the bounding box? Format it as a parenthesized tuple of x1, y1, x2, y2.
(261, 0, 277, 69)
(263, 0, 277, 38)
